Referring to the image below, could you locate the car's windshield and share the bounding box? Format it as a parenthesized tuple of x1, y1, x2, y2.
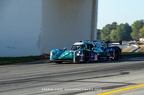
(71, 45, 85, 50)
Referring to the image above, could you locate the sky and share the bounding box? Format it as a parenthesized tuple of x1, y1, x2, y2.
(97, 0, 144, 29)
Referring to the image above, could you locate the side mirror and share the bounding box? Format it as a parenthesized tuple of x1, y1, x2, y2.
(63, 47, 67, 51)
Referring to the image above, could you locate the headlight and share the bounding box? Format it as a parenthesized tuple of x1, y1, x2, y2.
(77, 53, 80, 56)
(50, 51, 53, 56)
(50, 51, 53, 60)
(76, 51, 81, 56)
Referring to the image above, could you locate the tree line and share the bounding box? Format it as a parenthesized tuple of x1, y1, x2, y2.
(97, 19, 144, 41)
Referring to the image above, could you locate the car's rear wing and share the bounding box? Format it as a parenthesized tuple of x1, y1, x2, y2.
(93, 40, 122, 47)
(105, 40, 122, 47)
(106, 40, 122, 44)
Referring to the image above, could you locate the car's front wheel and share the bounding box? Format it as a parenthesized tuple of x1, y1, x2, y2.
(84, 52, 90, 63)
(55, 61, 62, 64)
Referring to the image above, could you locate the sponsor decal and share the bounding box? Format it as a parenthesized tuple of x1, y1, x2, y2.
(94, 54, 97, 60)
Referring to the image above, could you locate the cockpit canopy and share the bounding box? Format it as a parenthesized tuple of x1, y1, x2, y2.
(71, 44, 94, 50)
(71, 44, 85, 50)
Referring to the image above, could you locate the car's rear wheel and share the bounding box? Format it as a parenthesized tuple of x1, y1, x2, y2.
(112, 48, 121, 60)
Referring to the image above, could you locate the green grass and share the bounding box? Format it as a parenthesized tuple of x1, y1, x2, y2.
(121, 52, 144, 58)
(0, 56, 40, 65)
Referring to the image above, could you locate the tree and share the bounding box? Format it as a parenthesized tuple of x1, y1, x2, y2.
(131, 20, 144, 40)
(100, 24, 111, 40)
(139, 26, 144, 37)
(115, 23, 132, 41)
(110, 29, 118, 41)
(111, 22, 117, 29)
(97, 29, 101, 39)
(100, 22, 117, 40)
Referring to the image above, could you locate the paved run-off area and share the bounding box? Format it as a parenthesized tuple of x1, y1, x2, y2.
(0, 55, 144, 95)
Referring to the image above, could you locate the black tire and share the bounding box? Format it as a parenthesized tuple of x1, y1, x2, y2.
(84, 52, 90, 63)
(74, 56, 81, 63)
(55, 61, 62, 64)
(112, 47, 121, 60)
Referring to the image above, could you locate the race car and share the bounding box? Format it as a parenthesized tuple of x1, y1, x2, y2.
(50, 40, 122, 63)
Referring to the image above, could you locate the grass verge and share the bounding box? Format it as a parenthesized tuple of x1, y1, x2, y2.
(0, 53, 143, 66)
(122, 52, 144, 57)
(0, 56, 41, 65)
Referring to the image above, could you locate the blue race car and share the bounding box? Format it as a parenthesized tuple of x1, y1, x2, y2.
(50, 40, 122, 63)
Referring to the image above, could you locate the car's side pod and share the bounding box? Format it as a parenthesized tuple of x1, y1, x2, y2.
(106, 46, 122, 60)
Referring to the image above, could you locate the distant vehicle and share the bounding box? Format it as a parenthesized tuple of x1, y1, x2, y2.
(139, 38, 144, 42)
(50, 40, 122, 63)
(128, 38, 144, 45)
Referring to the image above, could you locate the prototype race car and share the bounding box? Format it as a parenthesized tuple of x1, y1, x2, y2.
(50, 40, 122, 63)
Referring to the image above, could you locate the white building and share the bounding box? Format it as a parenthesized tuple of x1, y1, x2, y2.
(0, 0, 98, 57)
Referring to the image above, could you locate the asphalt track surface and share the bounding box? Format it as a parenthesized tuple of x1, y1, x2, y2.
(0, 54, 144, 95)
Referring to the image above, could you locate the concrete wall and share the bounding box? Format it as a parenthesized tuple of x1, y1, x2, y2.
(40, 0, 98, 54)
(0, 0, 42, 57)
(0, 0, 98, 57)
